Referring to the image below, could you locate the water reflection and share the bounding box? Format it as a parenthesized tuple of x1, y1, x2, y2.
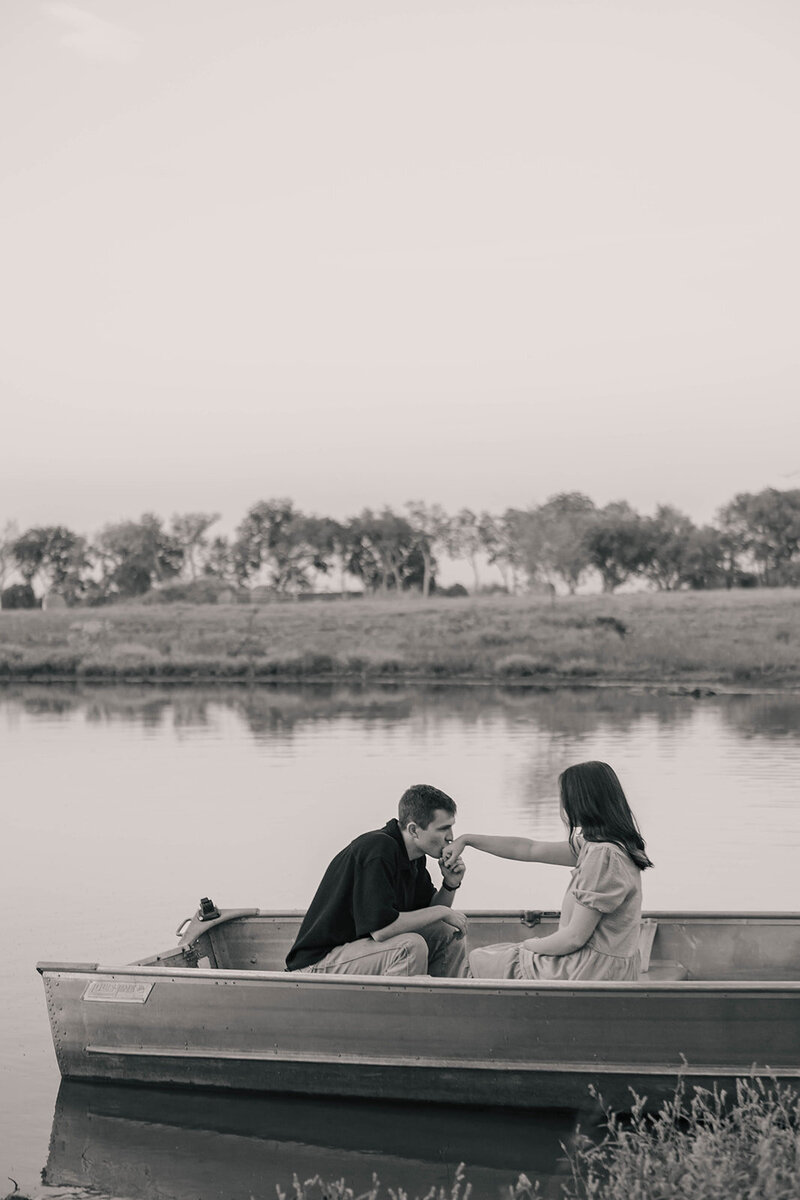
(721, 694, 800, 739)
(43, 1082, 577, 1200)
(3, 680, 787, 741)
(491, 685, 697, 737)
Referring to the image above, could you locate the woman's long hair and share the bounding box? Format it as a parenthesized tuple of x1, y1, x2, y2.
(559, 761, 653, 870)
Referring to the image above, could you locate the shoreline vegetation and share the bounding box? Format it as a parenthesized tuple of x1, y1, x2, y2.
(270, 1078, 800, 1200)
(1, 590, 799, 689)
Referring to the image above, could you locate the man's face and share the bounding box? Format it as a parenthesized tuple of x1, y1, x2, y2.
(410, 808, 455, 860)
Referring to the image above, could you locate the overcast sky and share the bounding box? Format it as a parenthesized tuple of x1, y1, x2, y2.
(2, 0, 799, 538)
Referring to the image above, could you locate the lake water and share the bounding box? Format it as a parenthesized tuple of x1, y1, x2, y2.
(3, 681, 800, 1199)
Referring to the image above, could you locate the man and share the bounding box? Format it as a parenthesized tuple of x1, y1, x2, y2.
(285, 783, 468, 976)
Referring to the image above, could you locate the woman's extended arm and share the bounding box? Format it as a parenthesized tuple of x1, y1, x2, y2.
(522, 902, 600, 956)
(444, 833, 577, 868)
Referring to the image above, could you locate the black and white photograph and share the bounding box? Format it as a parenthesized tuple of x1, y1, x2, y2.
(2, 2, 799, 1197)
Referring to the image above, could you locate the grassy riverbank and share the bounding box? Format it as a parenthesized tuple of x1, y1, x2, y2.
(1, 590, 799, 687)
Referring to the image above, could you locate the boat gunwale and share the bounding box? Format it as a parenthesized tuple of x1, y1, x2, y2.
(191, 909, 800, 921)
(35, 960, 800, 992)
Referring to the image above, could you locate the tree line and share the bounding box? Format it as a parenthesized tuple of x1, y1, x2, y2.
(2, 487, 800, 607)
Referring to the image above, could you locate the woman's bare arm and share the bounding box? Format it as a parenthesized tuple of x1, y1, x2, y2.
(522, 902, 600, 956)
(444, 833, 577, 868)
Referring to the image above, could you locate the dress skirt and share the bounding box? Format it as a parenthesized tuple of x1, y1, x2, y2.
(469, 941, 640, 982)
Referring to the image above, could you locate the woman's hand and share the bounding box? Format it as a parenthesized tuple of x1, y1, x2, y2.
(441, 835, 468, 868)
(522, 904, 601, 956)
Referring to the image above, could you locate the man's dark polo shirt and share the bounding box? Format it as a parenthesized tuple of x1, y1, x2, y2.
(285, 819, 436, 971)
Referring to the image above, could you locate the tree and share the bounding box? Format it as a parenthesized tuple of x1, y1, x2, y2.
(47, 529, 91, 603)
(405, 502, 450, 598)
(515, 493, 596, 594)
(641, 505, 696, 591)
(478, 509, 526, 593)
(677, 525, 730, 590)
(170, 513, 220, 580)
(344, 509, 426, 594)
(0, 520, 20, 590)
(11, 525, 90, 603)
(234, 499, 293, 586)
(717, 489, 800, 585)
(298, 515, 338, 589)
(233, 500, 333, 593)
(95, 514, 184, 598)
(323, 518, 355, 594)
(11, 527, 49, 585)
(1, 582, 37, 609)
(203, 535, 236, 583)
(585, 502, 651, 593)
(449, 509, 484, 592)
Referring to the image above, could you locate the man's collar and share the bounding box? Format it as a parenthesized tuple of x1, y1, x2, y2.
(382, 818, 414, 868)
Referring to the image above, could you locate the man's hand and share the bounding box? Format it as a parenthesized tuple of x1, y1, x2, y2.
(439, 851, 466, 890)
(439, 908, 468, 939)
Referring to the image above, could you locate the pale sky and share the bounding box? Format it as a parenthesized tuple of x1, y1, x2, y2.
(1, 0, 799, 538)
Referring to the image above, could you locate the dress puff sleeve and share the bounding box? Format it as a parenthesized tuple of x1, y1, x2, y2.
(572, 843, 632, 914)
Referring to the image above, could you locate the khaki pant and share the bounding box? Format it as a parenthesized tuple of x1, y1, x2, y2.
(301, 919, 468, 978)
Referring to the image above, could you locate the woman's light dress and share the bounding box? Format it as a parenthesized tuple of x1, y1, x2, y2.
(469, 836, 643, 981)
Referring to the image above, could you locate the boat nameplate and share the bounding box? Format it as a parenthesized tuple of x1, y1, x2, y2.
(83, 980, 154, 1004)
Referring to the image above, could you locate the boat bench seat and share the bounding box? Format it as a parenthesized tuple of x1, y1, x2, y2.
(637, 920, 689, 980)
(640, 959, 690, 982)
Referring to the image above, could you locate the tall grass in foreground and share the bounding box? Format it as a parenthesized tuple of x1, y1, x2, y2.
(274, 1079, 800, 1200)
(563, 1077, 800, 1199)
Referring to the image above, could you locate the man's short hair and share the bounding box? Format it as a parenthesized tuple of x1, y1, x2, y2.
(398, 784, 456, 830)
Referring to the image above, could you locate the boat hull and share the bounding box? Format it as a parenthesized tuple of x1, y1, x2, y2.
(39, 941, 800, 1108)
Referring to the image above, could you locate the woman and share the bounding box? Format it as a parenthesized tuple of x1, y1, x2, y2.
(443, 761, 653, 981)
